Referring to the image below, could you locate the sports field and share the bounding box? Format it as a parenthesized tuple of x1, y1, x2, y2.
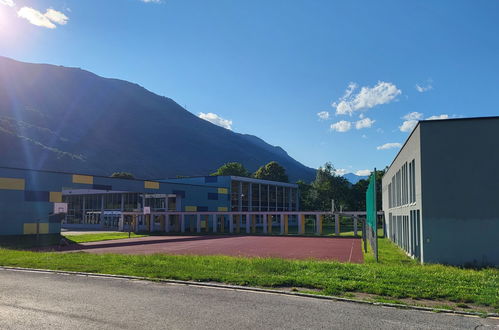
(56, 235, 364, 263)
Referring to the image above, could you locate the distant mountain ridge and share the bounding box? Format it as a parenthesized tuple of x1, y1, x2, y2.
(342, 173, 368, 184)
(0, 56, 316, 182)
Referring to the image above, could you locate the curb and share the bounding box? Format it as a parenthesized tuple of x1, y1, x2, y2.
(1, 266, 497, 318)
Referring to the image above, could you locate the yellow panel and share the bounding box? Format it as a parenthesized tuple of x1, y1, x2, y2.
(218, 188, 228, 194)
(0, 177, 25, 190)
(217, 207, 228, 212)
(49, 192, 62, 203)
(39, 223, 49, 234)
(23, 223, 37, 235)
(72, 174, 93, 184)
(185, 206, 197, 212)
(144, 181, 160, 189)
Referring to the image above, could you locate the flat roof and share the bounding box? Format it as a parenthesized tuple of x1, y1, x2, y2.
(383, 116, 499, 178)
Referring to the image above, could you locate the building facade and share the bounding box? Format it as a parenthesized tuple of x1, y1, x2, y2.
(382, 117, 499, 266)
(0, 167, 298, 236)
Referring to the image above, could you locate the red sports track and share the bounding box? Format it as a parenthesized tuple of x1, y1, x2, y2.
(60, 236, 364, 263)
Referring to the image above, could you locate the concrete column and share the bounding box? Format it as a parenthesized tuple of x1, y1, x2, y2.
(229, 214, 234, 233)
(299, 214, 306, 234)
(249, 184, 253, 211)
(263, 215, 268, 234)
(280, 214, 284, 235)
(246, 214, 250, 233)
(268, 214, 273, 234)
(284, 215, 288, 235)
(316, 215, 321, 235)
(354, 217, 358, 237)
(335, 213, 340, 235)
(259, 184, 262, 211)
(196, 214, 201, 233)
(181, 214, 185, 233)
(238, 181, 242, 212)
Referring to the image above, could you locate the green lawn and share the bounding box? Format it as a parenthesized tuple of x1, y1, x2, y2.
(63, 233, 147, 244)
(0, 235, 497, 312)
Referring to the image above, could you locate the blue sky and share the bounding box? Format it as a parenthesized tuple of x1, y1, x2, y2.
(1, 0, 499, 175)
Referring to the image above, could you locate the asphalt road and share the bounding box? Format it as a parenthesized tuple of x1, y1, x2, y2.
(0, 269, 497, 330)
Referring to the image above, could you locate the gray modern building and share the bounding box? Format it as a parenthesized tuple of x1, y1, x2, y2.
(382, 116, 499, 266)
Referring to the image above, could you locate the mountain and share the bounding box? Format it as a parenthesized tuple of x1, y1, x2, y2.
(342, 173, 368, 184)
(0, 56, 316, 182)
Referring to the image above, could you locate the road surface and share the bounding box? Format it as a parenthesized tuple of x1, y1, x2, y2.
(0, 268, 497, 329)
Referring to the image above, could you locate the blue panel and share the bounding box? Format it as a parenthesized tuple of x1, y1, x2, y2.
(25, 191, 49, 202)
(207, 192, 218, 200)
(173, 190, 186, 198)
(93, 184, 112, 191)
(197, 206, 208, 212)
(205, 176, 218, 183)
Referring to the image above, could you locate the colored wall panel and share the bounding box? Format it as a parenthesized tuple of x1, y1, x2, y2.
(218, 188, 228, 194)
(205, 176, 218, 183)
(0, 178, 25, 190)
(49, 192, 62, 203)
(39, 223, 49, 234)
(217, 207, 228, 212)
(93, 184, 112, 191)
(23, 223, 37, 234)
(72, 174, 94, 184)
(207, 193, 218, 200)
(185, 206, 197, 211)
(25, 191, 50, 202)
(144, 181, 160, 189)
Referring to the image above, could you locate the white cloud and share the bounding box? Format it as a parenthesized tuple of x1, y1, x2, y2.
(44, 9, 68, 25)
(399, 112, 423, 132)
(17, 7, 69, 29)
(198, 112, 232, 130)
(403, 112, 423, 120)
(330, 120, 352, 132)
(17, 7, 56, 29)
(416, 79, 433, 93)
(399, 120, 418, 132)
(317, 111, 330, 120)
(0, 0, 15, 7)
(355, 117, 375, 130)
(355, 169, 371, 176)
(334, 168, 349, 176)
(333, 81, 401, 115)
(426, 114, 449, 120)
(377, 142, 402, 150)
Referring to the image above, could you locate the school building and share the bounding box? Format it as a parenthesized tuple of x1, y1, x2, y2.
(382, 116, 499, 266)
(0, 166, 299, 236)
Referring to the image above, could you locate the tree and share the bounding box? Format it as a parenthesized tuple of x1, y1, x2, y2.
(253, 161, 289, 183)
(110, 172, 134, 179)
(211, 162, 250, 177)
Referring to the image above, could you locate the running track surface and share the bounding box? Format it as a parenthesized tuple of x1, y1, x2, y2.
(58, 236, 364, 263)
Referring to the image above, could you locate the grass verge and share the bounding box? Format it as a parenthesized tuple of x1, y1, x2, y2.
(63, 233, 147, 244)
(0, 237, 497, 312)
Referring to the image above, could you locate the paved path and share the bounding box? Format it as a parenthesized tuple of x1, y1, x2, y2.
(59, 235, 363, 262)
(0, 269, 497, 329)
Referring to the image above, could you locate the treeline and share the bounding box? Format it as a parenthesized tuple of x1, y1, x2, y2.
(211, 161, 289, 183)
(297, 163, 383, 212)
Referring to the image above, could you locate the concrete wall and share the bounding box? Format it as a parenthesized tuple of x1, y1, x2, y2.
(382, 125, 424, 261)
(420, 118, 499, 266)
